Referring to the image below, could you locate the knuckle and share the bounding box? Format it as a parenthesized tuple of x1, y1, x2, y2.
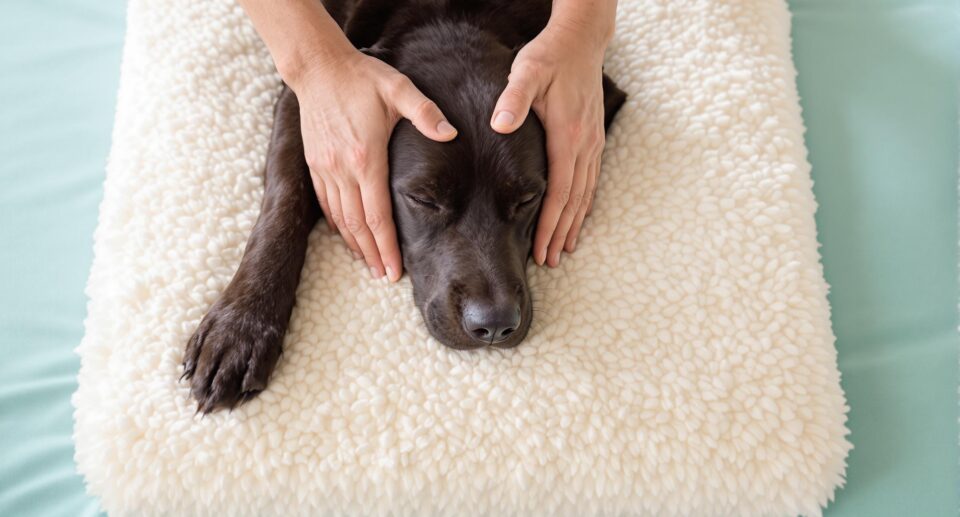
(308, 168, 323, 187)
(551, 184, 572, 206)
(330, 211, 344, 228)
(309, 147, 338, 173)
(415, 99, 439, 121)
(364, 212, 384, 232)
(342, 214, 364, 234)
(512, 59, 543, 79)
(504, 86, 528, 103)
(383, 73, 409, 98)
(592, 129, 605, 150)
(568, 189, 585, 210)
(349, 145, 369, 170)
(566, 121, 584, 141)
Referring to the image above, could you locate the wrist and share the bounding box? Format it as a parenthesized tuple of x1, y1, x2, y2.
(540, 22, 610, 67)
(544, 4, 616, 55)
(276, 38, 357, 92)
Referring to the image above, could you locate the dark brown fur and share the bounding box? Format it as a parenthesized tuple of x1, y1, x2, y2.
(182, 0, 626, 412)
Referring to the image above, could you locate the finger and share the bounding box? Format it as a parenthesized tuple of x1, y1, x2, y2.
(546, 152, 589, 267)
(327, 183, 363, 260)
(587, 110, 606, 216)
(339, 181, 385, 279)
(565, 153, 600, 252)
(490, 63, 538, 134)
(309, 172, 336, 232)
(533, 143, 576, 266)
(390, 76, 458, 142)
(358, 171, 403, 282)
(586, 171, 598, 215)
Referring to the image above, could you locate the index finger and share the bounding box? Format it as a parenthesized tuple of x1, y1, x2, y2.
(359, 155, 403, 282)
(533, 138, 576, 266)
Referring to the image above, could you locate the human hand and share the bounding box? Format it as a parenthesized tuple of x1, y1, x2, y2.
(490, 24, 611, 267)
(290, 50, 457, 281)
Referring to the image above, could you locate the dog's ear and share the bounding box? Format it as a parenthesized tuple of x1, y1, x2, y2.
(510, 44, 524, 60)
(344, 0, 398, 50)
(360, 45, 393, 64)
(601, 73, 627, 131)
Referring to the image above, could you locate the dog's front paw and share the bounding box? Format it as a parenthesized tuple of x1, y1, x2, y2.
(181, 297, 284, 414)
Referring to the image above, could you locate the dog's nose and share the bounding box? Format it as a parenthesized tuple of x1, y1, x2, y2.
(462, 301, 521, 344)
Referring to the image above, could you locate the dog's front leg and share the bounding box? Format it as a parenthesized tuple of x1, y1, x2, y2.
(182, 86, 320, 413)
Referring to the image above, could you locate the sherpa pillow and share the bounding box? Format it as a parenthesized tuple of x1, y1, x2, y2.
(73, 0, 851, 515)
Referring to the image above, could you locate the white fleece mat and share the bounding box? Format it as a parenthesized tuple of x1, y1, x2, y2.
(74, 0, 851, 515)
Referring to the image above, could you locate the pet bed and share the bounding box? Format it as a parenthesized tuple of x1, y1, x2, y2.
(72, 0, 852, 515)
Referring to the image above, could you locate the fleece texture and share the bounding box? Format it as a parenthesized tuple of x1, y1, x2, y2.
(73, 0, 851, 515)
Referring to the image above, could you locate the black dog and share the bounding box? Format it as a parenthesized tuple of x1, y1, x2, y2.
(182, 0, 626, 413)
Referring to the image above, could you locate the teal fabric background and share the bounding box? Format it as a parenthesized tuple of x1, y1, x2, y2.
(0, 0, 956, 515)
(791, 1, 959, 513)
(0, 1, 125, 516)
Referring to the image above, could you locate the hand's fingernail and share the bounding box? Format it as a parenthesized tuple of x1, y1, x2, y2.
(369, 266, 381, 279)
(351, 250, 362, 260)
(552, 251, 561, 266)
(386, 266, 397, 282)
(570, 237, 577, 251)
(494, 111, 515, 128)
(437, 120, 456, 136)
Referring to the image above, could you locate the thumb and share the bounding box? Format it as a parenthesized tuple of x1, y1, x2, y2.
(391, 76, 458, 142)
(490, 64, 538, 134)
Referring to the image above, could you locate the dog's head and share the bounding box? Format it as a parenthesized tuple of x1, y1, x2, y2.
(361, 23, 545, 350)
(377, 22, 624, 350)
(389, 101, 545, 350)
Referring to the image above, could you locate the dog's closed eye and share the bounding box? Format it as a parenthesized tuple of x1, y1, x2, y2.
(405, 193, 442, 211)
(515, 192, 542, 210)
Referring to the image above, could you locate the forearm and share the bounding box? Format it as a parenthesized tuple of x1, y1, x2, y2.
(547, 0, 618, 51)
(238, 0, 355, 88)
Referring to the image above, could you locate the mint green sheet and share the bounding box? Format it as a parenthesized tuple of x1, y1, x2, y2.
(0, 2, 125, 515)
(0, 0, 956, 515)
(791, 0, 959, 513)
